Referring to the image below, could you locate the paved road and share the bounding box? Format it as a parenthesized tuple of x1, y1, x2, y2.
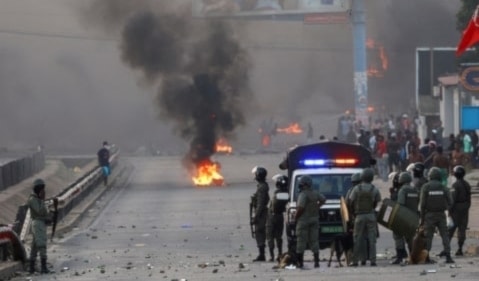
(11, 155, 479, 281)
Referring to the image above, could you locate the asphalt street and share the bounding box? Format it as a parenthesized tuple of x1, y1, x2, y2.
(11, 155, 479, 281)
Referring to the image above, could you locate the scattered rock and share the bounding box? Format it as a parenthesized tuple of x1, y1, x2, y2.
(212, 269, 218, 273)
(91, 235, 98, 239)
(238, 263, 245, 269)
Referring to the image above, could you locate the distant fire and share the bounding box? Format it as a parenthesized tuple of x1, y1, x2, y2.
(366, 38, 389, 78)
(262, 135, 271, 147)
(191, 160, 224, 187)
(277, 123, 303, 134)
(215, 138, 233, 154)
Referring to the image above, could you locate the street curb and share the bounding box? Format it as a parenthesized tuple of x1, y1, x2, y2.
(0, 161, 133, 280)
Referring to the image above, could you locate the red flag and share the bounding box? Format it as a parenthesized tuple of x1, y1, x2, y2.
(457, 6, 479, 56)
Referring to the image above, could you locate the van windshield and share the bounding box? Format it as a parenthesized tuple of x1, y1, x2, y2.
(293, 174, 353, 201)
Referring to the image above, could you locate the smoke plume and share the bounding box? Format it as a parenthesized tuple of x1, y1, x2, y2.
(83, 1, 252, 169)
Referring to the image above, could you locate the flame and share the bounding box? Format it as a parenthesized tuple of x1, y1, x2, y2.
(215, 138, 233, 154)
(262, 135, 271, 147)
(367, 38, 388, 78)
(191, 160, 224, 186)
(277, 123, 303, 134)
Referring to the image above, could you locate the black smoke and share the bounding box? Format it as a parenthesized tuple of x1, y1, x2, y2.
(82, 1, 252, 170)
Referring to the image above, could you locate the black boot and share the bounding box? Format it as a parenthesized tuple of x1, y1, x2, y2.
(277, 241, 283, 262)
(296, 253, 304, 268)
(314, 252, 320, 268)
(253, 246, 266, 262)
(40, 258, 50, 274)
(455, 248, 463, 256)
(391, 248, 403, 264)
(268, 247, 274, 262)
(437, 250, 446, 257)
(445, 253, 455, 264)
(29, 260, 35, 274)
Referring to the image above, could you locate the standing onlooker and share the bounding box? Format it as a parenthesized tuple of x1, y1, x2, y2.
(28, 179, 53, 274)
(375, 135, 388, 182)
(407, 144, 424, 165)
(97, 141, 111, 186)
(448, 166, 471, 256)
(451, 142, 468, 169)
(461, 130, 473, 170)
(432, 146, 450, 186)
(387, 134, 401, 173)
(306, 122, 314, 144)
(295, 175, 326, 268)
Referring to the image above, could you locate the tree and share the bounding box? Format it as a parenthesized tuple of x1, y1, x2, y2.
(456, 0, 479, 61)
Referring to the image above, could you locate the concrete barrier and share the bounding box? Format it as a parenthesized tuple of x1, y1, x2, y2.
(0, 151, 45, 191)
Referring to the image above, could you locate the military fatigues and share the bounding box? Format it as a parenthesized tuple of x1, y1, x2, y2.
(253, 182, 270, 249)
(397, 184, 419, 252)
(28, 193, 51, 266)
(413, 177, 428, 192)
(419, 177, 452, 256)
(266, 189, 287, 261)
(346, 183, 368, 264)
(296, 188, 325, 254)
(448, 179, 471, 252)
(390, 182, 408, 262)
(349, 183, 381, 265)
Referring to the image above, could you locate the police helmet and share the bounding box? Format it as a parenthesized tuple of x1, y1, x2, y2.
(298, 175, 313, 191)
(252, 166, 267, 181)
(398, 172, 412, 185)
(272, 174, 288, 190)
(453, 165, 466, 179)
(389, 172, 400, 188)
(412, 162, 425, 178)
(428, 167, 442, 181)
(33, 178, 45, 194)
(351, 172, 362, 185)
(361, 168, 375, 183)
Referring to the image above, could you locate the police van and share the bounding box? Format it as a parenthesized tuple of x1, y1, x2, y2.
(279, 141, 375, 249)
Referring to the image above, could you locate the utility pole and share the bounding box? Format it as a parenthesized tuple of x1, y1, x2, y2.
(351, 0, 369, 128)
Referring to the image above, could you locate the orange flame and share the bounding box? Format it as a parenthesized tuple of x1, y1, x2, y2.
(262, 135, 271, 147)
(192, 160, 224, 186)
(277, 123, 303, 134)
(215, 138, 233, 154)
(367, 38, 388, 78)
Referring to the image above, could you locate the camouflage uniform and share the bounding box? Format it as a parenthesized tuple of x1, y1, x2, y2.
(448, 167, 471, 256)
(295, 176, 326, 268)
(266, 176, 288, 261)
(394, 172, 419, 263)
(419, 167, 454, 263)
(27, 179, 52, 274)
(349, 168, 381, 266)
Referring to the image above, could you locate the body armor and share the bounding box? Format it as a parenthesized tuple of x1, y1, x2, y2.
(424, 182, 448, 212)
(355, 184, 374, 214)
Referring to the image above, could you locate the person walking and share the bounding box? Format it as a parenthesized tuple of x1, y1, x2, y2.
(266, 174, 289, 262)
(97, 141, 111, 186)
(28, 179, 53, 274)
(348, 168, 382, 266)
(419, 167, 454, 263)
(251, 166, 270, 262)
(448, 166, 472, 256)
(295, 175, 326, 268)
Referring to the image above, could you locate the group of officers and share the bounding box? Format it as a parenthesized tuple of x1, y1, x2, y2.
(250, 162, 472, 268)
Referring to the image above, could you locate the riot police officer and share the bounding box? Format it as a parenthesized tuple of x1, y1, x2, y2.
(295, 175, 326, 268)
(448, 165, 471, 256)
(251, 166, 270, 262)
(349, 168, 382, 267)
(392, 172, 419, 264)
(266, 174, 289, 262)
(389, 172, 409, 264)
(28, 179, 53, 274)
(419, 167, 454, 263)
(411, 162, 428, 191)
(346, 172, 367, 266)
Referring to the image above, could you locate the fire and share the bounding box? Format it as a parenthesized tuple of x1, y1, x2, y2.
(215, 138, 233, 154)
(277, 123, 303, 134)
(262, 135, 271, 147)
(191, 160, 224, 186)
(366, 38, 389, 78)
